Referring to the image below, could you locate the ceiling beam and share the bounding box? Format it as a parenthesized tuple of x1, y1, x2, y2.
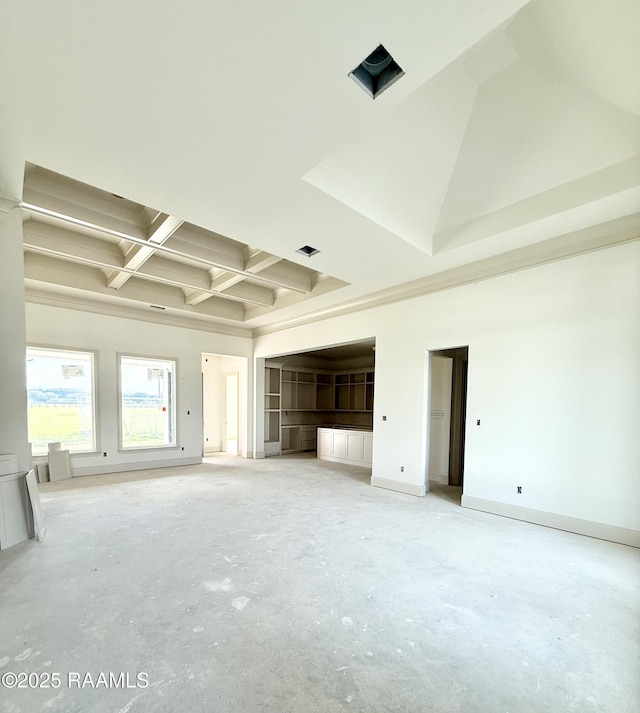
(22, 187, 148, 241)
(209, 272, 245, 292)
(184, 290, 213, 307)
(24, 222, 124, 268)
(107, 213, 183, 289)
(187, 250, 290, 308)
(23, 224, 275, 307)
(24, 252, 245, 322)
(22, 187, 312, 294)
(244, 249, 283, 273)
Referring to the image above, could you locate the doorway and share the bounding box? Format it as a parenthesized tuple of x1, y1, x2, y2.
(223, 372, 238, 455)
(428, 346, 468, 489)
(202, 354, 247, 457)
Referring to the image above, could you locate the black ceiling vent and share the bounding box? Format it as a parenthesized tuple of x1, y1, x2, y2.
(296, 245, 320, 257)
(349, 44, 404, 99)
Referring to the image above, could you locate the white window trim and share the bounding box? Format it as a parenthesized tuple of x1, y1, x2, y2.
(26, 344, 99, 456)
(117, 352, 179, 451)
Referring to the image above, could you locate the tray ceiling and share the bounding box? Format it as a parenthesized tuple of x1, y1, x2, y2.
(1, 0, 638, 334)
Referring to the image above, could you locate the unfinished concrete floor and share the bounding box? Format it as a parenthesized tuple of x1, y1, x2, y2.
(1, 454, 638, 713)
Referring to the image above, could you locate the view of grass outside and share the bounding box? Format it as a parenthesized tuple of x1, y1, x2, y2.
(120, 403, 167, 448)
(27, 347, 96, 455)
(28, 404, 167, 452)
(28, 404, 94, 453)
(120, 356, 175, 449)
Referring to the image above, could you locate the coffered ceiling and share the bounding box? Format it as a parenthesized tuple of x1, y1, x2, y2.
(1, 0, 638, 335)
(21, 164, 346, 328)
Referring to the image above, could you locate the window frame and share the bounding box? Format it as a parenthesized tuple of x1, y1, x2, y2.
(117, 352, 178, 451)
(26, 344, 99, 457)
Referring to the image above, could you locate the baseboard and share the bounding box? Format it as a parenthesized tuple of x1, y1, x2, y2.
(254, 451, 265, 459)
(72, 456, 202, 477)
(371, 476, 426, 498)
(461, 495, 640, 548)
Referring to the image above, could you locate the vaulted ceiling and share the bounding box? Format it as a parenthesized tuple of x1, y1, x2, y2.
(1, 0, 638, 335)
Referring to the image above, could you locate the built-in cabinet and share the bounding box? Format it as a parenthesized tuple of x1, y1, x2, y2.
(264, 363, 374, 456)
(282, 424, 317, 453)
(317, 427, 373, 467)
(264, 365, 281, 456)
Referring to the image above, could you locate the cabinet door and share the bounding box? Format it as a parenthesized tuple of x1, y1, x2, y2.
(334, 433, 348, 459)
(347, 433, 363, 462)
(363, 434, 373, 465)
(318, 430, 333, 457)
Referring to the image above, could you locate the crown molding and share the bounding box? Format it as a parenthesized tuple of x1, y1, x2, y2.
(252, 217, 640, 337)
(23, 215, 640, 341)
(0, 195, 21, 213)
(25, 289, 252, 339)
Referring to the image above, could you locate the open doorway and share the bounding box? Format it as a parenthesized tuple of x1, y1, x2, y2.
(428, 347, 468, 490)
(202, 354, 247, 457)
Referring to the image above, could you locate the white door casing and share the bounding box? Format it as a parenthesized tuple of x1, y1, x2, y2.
(429, 355, 453, 484)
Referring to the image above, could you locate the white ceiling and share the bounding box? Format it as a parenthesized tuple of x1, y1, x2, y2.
(1, 0, 639, 335)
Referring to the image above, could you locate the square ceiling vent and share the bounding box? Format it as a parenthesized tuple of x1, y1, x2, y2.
(296, 245, 320, 257)
(349, 44, 404, 99)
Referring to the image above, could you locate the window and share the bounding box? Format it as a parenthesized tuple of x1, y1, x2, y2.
(26, 347, 96, 455)
(119, 355, 176, 449)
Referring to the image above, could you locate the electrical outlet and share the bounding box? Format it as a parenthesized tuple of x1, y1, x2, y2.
(477, 419, 481, 426)
(517, 486, 522, 494)
(382, 415, 387, 421)
(103, 452, 107, 457)
(400, 466, 404, 472)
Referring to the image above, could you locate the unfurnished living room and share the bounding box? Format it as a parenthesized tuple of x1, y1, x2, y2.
(0, 2, 639, 712)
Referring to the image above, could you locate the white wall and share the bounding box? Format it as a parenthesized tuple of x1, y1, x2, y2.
(0, 208, 30, 471)
(22, 241, 640, 544)
(254, 242, 640, 541)
(26, 304, 252, 475)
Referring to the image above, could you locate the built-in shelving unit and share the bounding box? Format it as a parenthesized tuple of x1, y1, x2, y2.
(281, 369, 323, 410)
(264, 365, 281, 456)
(264, 365, 374, 456)
(334, 371, 374, 412)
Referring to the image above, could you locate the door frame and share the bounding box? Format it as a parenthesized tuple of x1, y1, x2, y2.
(222, 371, 239, 455)
(426, 346, 469, 493)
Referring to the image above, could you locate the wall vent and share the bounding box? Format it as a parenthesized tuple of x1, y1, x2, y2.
(349, 44, 404, 99)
